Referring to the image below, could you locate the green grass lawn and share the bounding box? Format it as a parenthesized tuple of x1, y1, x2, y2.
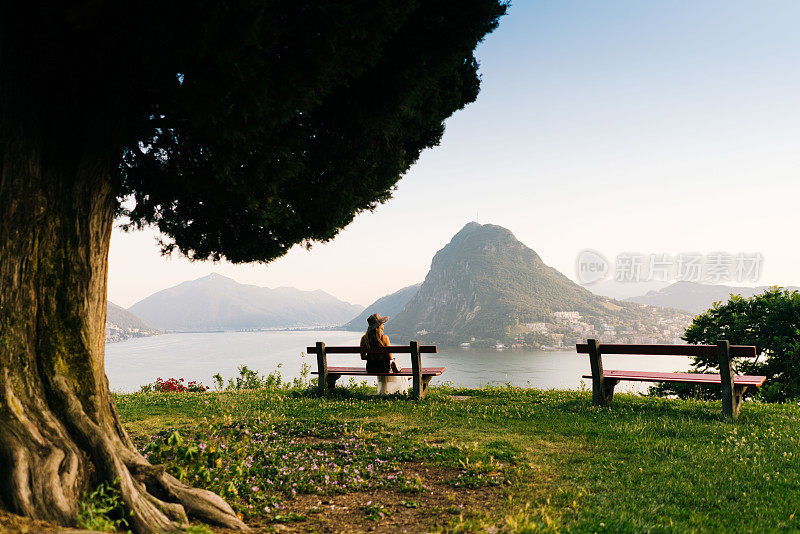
(115, 384, 800, 533)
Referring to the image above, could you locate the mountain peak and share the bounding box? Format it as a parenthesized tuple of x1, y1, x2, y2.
(453, 221, 515, 240)
(389, 222, 594, 342)
(455, 221, 481, 234)
(431, 222, 541, 271)
(195, 273, 236, 284)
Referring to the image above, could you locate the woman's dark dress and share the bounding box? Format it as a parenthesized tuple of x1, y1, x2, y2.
(360, 332, 399, 373)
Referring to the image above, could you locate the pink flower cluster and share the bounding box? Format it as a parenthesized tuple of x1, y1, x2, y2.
(152, 377, 209, 393)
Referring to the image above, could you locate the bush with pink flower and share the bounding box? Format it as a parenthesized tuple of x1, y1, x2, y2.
(139, 377, 209, 393)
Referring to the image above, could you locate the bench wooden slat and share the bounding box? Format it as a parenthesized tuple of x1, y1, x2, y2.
(312, 366, 446, 377)
(306, 345, 437, 355)
(578, 339, 764, 420)
(310, 340, 441, 400)
(576, 343, 756, 358)
(581, 370, 766, 387)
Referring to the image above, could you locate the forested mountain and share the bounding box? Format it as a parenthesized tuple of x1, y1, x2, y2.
(387, 222, 690, 345)
(129, 274, 363, 331)
(105, 302, 160, 343)
(342, 283, 421, 331)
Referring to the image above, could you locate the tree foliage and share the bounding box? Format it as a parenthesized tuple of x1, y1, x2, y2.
(4, 1, 506, 262)
(685, 288, 800, 401)
(0, 2, 506, 531)
(654, 288, 800, 402)
(124, 0, 507, 262)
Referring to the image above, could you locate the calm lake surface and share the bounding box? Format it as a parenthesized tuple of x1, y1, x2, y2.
(105, 330, 694, 393)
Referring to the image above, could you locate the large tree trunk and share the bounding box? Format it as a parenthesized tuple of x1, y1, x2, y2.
(0, 141, 248, 532)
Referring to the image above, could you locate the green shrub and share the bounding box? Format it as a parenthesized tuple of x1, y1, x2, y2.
(76, 480, 129, 533)
(210, 354, 312, 392)
(652, 288, 800, 402)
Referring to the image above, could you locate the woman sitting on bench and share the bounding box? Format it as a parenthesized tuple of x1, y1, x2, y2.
(361, 313, 408, 395)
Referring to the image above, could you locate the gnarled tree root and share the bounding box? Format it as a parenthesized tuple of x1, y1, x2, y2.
(0, 330, 249, 534)
(52, 375, 250, 533)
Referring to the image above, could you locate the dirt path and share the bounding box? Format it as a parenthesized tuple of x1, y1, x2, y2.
(0, 464, 503, 533)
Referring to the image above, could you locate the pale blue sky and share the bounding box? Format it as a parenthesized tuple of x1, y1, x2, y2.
(109, 1, 800, 307)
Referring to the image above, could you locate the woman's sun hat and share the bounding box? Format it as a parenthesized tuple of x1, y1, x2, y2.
(367, 313, 389, 331)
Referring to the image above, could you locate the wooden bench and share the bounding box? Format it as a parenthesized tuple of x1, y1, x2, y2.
(576, 339, 766, 419)
(306, 341, 444, 400)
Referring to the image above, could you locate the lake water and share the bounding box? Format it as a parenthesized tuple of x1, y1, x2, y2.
(105, 330, 694, 394)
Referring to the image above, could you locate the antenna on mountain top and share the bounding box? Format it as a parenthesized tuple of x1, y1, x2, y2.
(476, 211, 479, 223)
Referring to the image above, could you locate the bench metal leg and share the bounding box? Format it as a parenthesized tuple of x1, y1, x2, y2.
(326, 374, 341, 393)
(411, 340, 423, 400)
(600, 378, 618, 406)
(316, 342, 329, 396)
(731, 385, 746, 420)
(718, 340, 741, 420)
(587, 339, 611, 406)
(418, 375, 434, 399)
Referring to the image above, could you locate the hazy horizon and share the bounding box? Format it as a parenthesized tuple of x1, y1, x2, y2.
(108, 226, 783, 309)
(108, 1, 800, 308)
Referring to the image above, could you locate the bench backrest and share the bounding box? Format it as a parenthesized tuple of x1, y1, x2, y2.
(306, 345, 437, 355)
(309, 341, 437, 400)
(576, 342, 756, 358)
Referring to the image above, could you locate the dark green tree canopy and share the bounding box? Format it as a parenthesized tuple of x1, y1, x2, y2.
(0, 4, 506, 530)
(682, 288, 800, 402)
(3, 1, 506, 263)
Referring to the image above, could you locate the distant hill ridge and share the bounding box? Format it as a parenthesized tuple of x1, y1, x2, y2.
(584, 280, 670, 300)
(129, 273, 363, 331)
(343, 283, 421, 331)
(107, 302, 158, 332)
(626, 281, 799, 314)
(105, 302, 160, 343)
